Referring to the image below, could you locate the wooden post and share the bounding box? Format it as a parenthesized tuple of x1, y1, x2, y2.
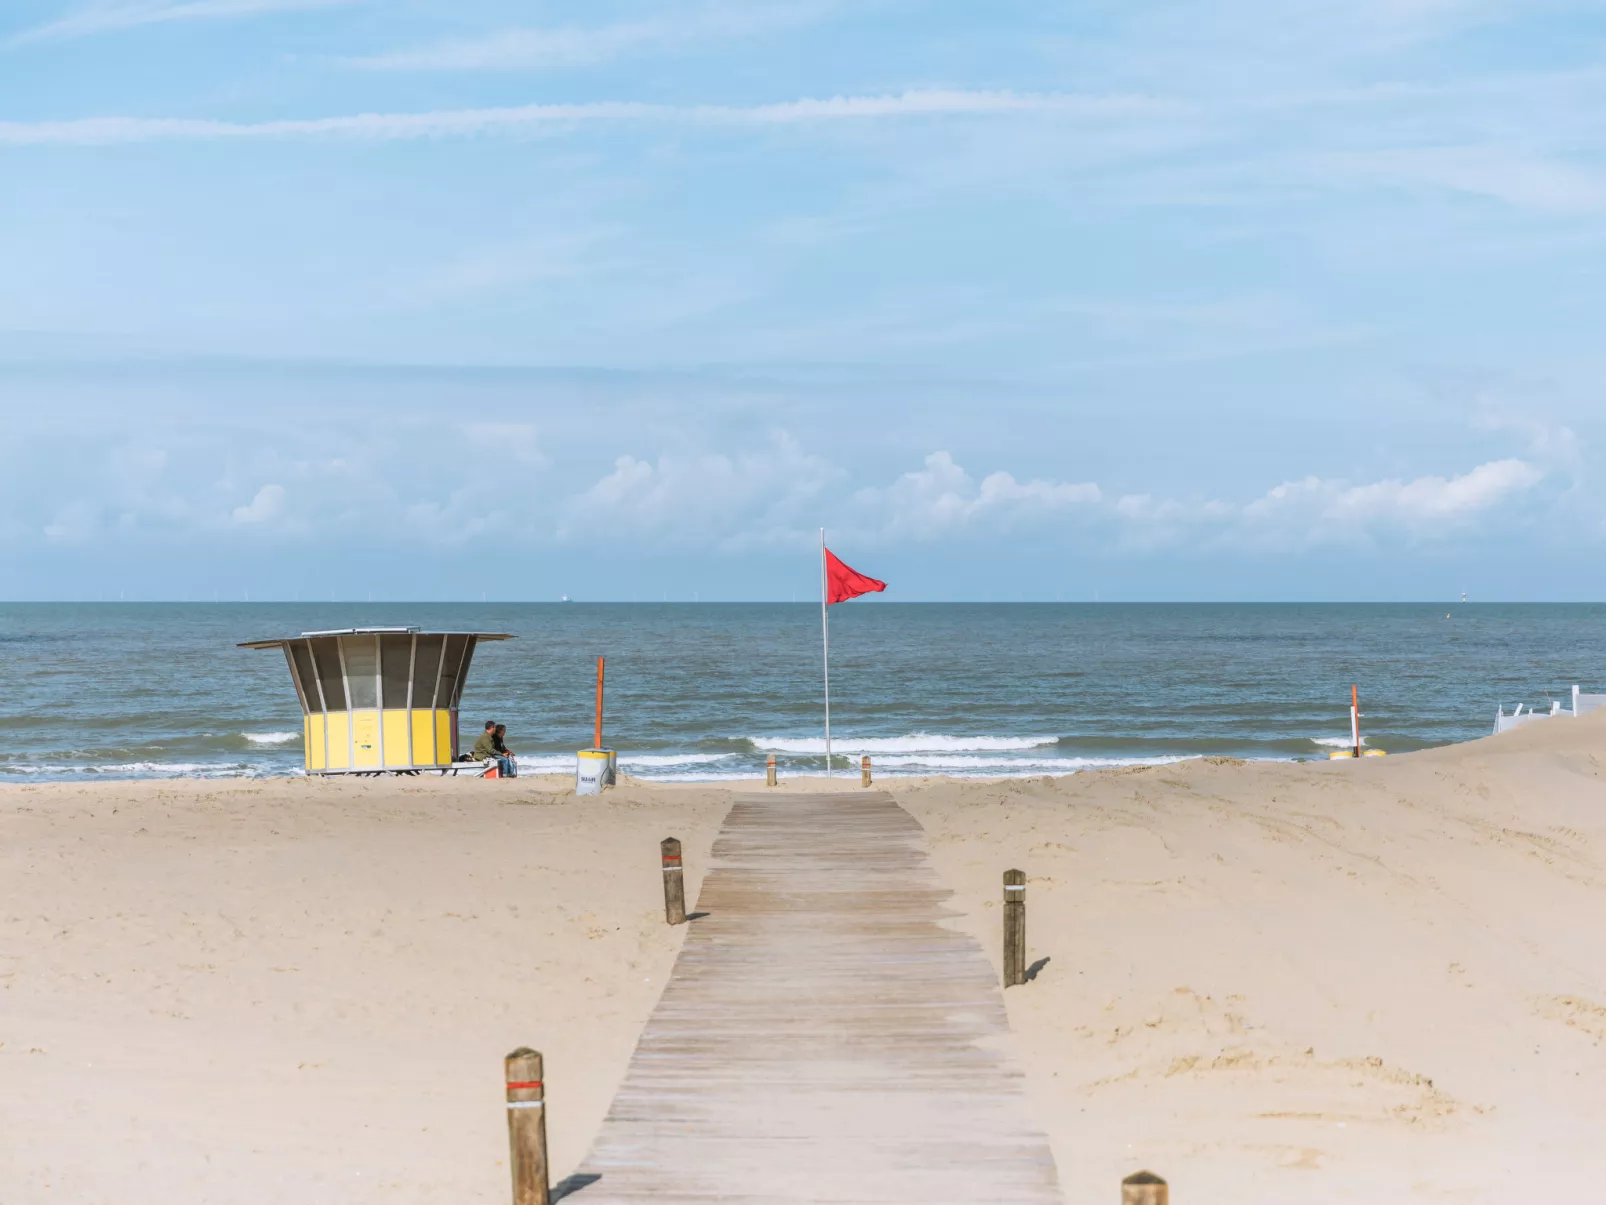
(1351, 683, 1360, 758)
(1003, 869, 1026, 987)
(505, 1048, 549, 1205)
(661, 837, 686, 925)
(861, 755, 871, 787)
(766, 754, 777, 787)
(594, 656, 605, 751)
(1121, 1170, 1168, 1205)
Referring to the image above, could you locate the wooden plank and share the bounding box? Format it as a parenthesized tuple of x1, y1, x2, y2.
(571, 792, 1061, 1204)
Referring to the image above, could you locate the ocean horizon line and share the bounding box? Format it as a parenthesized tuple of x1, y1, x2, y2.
(5, 599, 1605, 607)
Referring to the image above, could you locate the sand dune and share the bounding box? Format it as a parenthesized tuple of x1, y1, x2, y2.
(4, 714, 1604, 1201)
(902, 709, 1606, 1200)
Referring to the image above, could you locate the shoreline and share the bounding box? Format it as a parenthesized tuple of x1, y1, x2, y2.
(0, 748, 1397, 790)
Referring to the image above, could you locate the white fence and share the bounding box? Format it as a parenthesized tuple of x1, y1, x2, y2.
(1494, 685, 1606, 735)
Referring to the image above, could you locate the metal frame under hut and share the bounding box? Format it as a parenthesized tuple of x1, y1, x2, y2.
(238, 627, 513, 775)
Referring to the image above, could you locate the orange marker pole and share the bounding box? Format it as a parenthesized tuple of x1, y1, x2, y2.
(1351, 684, 1360, 758)
(595, 656, 605, 751)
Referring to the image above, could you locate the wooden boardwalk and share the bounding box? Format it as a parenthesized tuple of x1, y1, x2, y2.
(569, 791, 1062, 1204)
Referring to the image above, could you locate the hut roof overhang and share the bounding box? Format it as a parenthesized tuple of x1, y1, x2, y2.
(238, 628, 514, 650)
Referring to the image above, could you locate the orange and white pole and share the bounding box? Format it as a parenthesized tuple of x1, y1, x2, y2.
(594, 656, 605, 751)
(1351, 684, 1360, 758)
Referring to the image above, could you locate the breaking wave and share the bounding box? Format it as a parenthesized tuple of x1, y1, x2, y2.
(747, 733, 1058, 755)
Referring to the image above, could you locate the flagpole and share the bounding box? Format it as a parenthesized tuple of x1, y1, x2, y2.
(820, 527, 831, 778)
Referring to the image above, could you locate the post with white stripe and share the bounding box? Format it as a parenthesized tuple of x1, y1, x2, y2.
(1003, 869, 1026, 988)
(662, 837, 687, 926)
(505, 1048, 549, 1205)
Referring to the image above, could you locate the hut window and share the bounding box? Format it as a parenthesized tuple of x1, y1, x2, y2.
(381, 634, 412, 709)
(311, 637, 347, 711)
(345, 636, 380, 709)
(456, 638, 478, 707)
(290, 641, 321, 712)
(412, 634, 444, 708)
(437, 634, 468, 709)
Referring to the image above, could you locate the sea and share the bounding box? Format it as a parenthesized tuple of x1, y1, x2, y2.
(1, 603, 1602, 783)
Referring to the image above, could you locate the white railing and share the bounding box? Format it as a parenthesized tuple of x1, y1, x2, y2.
(1494, 686, 1604, 735)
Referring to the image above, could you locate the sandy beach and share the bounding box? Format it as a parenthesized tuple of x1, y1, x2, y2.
(5, 713, 1606, 1202)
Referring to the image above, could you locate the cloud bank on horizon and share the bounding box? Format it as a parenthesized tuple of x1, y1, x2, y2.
(0, 0, 1602, 599)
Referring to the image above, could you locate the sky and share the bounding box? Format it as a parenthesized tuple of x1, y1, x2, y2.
(1, 0, 1604, 601)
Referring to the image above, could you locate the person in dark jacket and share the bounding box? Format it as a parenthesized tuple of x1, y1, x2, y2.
(471, 721, 516, 777)
(492, 724, 517, 777)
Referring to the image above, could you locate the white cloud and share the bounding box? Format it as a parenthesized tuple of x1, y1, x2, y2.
(562, 447, 1102, 549)
(464, 422, 545, 466)
(560, 443, 1554, 552)
(231, 482, 286, 524)
(415, 229, 621, 305)
(353, 22, 672, 71)
(855, 451, 1100, 539)
(1473, 404, 1582, 469)
(0, 90, 1170, 146)
(1094, 459, 1549, 551)
(7, 0, 352, 46)
(346, 4, 833, 72)
(1321, 146, 1606, 213)
(42, 500, 99, 544)
(561, 433, 838, 549)
(1239, 458, 1546, 543)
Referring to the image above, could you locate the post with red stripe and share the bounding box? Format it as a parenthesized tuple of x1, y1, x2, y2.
(766, 753, 777, 787)
(861, 755, 871, 788)
(504, 1048, 549, 1205)
(661, 837, 687, 926)
(1003, 869, 1027, 988)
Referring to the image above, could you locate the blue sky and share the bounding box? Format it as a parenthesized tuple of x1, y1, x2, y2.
(1, 0, 1603, 600)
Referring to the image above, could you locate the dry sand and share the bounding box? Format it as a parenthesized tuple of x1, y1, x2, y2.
(5, 713, 1606, 1202)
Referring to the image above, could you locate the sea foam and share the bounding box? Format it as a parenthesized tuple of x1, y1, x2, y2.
(4, 761, 281, 779)
(514, 752, 738, 773)
(868, 754, 1190, 771)
(750, 733, 1058, 754)
(244, 732, 300, 746)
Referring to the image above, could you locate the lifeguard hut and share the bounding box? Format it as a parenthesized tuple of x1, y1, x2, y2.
(238, 627, 513, 774)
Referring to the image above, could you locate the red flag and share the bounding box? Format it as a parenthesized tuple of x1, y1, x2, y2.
(824, 547, 886, 605)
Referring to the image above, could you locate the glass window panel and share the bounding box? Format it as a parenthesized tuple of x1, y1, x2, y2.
(344, 635, 379, 709)
(454, 638, 477, 707)
(280, 647, 306, 714)
(411, 635, 444, 709)
(437, 635, 468, 710)
(381, 634, 412, 709)
(311, 637, 347, 711)
(289, 641, 320, 712)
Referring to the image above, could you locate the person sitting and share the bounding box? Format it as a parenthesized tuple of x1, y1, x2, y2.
(471, 721, 516, 778)
(492, 724, 518, 778)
